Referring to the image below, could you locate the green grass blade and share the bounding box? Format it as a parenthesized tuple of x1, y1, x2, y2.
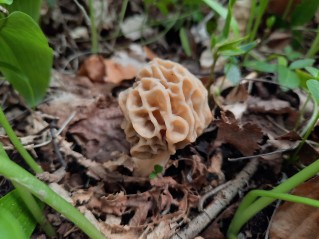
(179, 27, 192, 57)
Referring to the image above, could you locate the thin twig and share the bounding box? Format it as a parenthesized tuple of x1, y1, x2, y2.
(50, 121, 66, 167)
(198, 181, 232, 211)
(171, 160, 259, 239)
(228, 148, 295, 162)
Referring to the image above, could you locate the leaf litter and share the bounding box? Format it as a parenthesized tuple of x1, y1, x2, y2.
(2, 1, 319, 238)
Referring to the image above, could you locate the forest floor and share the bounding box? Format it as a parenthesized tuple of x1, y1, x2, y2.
(2, 1, 319, 239)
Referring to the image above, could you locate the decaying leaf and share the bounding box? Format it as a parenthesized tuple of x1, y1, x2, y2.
(270, 176, 319, 239)
(215, 111, 263, 156)
(78, 55, 138, 84)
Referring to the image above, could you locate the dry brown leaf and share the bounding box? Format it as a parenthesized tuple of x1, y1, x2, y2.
(247, 96, 292, 114)
(69, 101, 130, 162)
(215, 111, 263, 156)
(270, 176, 319, 239)
(104, 59, 137, 84)
(78, 55, 138, 84)
(78, 55, 106, 82)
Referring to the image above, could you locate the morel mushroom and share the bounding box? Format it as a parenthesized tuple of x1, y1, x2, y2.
(119, 58, 212, 176)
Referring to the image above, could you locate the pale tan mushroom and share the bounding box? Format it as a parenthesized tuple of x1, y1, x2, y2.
(119, 58, 212, 176)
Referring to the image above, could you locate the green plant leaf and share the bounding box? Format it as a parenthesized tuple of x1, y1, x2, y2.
(291, 0, 319, 26)
(284, 46, 302, 61)
(289, 59, 315, 70)
(238, 41, 258, 52)
(0, 207, 27, 239)
(307, 79, 319, 103)
(217, 36, 247, 51)
(305, 66, 319, 78)
(0, 190, 37, 238)
(243, 61, 276, 73)
(179, 27, 192, 57)
(277, 56, 288, 67)
(5, 0, 41, 22)
(266, 16, 275, 28)
(277, 65, 300, 89)
(0, 0, 12, 4)
(225, 63, 241, 85)
(0, 12, 53, 107)
(202, 0, 239, 37)
(154, 164, 163, 173)
(149, 172, 157, 179)
(295, 69, 313, 89)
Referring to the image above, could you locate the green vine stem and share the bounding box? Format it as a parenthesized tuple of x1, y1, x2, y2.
(227, 157, 319, 238)
(0, 107, 42, 173)
(0, 154, 105, 239)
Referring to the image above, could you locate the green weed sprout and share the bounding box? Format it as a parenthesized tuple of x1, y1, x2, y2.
(227, 78, 319, 238)
(149, 164, 164, 179)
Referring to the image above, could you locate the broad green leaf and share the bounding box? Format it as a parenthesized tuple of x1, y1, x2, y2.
(289, 59, 315, 70)
(277, 65, 300, 89)
(291, 0, 319, 26)
(243, 61, 276, 73)
(305, 66, 319, 78)
(0, 207, 27, 239)
(0, 12, 53, 107)
(6, 0, 41, 22)
(0, 190, 37, 238)
(307, 79, 319, 103)
(0, 0, 12, 4)
(179, 27, 192, 57)
(202, 0, 239, 37)
(225, 63, 241, 85)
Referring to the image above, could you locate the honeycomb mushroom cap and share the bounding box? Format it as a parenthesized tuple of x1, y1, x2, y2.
(119, 58, 212, 176)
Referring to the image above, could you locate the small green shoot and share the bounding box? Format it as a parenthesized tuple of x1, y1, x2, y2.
(149, 164, 164, 179)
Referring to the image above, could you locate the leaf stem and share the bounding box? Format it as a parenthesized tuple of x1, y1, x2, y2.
(88, 0, 98, 53)
(0, 154, 105, 239)
(227, 157, 319, 238)
(0, 106, 42, 173)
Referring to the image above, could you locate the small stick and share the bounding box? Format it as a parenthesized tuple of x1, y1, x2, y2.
(171, 159, 259, 239)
